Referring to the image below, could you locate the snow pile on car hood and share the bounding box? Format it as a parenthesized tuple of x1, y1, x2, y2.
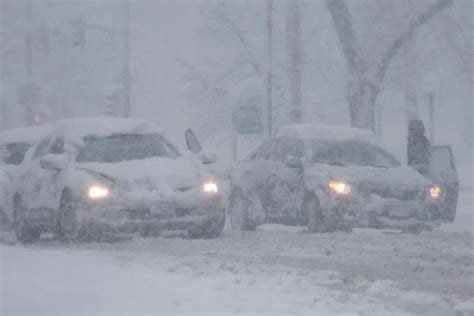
(304, 163, 430, 189)
(278, 124, 376, 144)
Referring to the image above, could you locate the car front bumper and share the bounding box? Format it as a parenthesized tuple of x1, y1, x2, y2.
(26, 190, 225, 239)
(320, 192, 442, 230)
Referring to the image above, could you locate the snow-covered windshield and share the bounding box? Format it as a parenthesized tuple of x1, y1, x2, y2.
(1, 142, 32, 165)
(76, 133, 180, 163)
(309, 140, 401, 168)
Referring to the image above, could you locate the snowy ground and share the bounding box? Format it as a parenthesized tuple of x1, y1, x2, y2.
(1, 188, 472, 316)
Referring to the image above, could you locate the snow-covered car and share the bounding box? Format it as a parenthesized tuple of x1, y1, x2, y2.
(228, 124, 443, 233)
(0, 125, 52, 226)
(12, 117, 225, 243)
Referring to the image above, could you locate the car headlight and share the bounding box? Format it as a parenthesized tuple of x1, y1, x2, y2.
(202, 179, 218, 194)
(328, 181, 352, 195)
(87, 184, 109, 200)
(429, 185, 441, 198)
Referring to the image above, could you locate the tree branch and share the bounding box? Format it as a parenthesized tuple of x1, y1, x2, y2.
(325, 0, 363, 75)
(376, 0, 453, 82)
(218, 3, 263, 78)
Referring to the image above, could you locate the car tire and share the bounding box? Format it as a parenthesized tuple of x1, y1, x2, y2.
(305, 191, 326, 233)
(229, 187, 258, 231)
(58, 189, 77, 241)
(13, 194, 40, 244)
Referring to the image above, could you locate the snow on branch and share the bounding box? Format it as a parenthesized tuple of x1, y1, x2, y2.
(376, 0, 453, 82)
(325, 0, 363, 75)
(217, 2, 263, 78)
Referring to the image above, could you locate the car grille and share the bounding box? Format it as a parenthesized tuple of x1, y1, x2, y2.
(357, 182, 422, 201)
(126, 205, 190, 220)
(127, 208, 151, 220)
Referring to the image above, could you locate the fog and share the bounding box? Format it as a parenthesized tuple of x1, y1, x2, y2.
(1, 1, 473, 315)
(2, 1, 471, 168)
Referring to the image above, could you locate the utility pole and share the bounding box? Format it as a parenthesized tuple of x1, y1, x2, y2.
(122, 0, 131, 117)
(22, 0, 35, 126)
(286, 0, 302, 124)
(26, 0, 32, 79)
(265, 0, 273, 137)
(0, 1, 7, 129)
(427, 91, 435, 144)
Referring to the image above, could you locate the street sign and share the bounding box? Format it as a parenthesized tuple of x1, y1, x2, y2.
(233, 105, 263, 135)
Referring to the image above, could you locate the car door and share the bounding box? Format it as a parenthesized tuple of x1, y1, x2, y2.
(0, 142, 31, 223)
(21, 136, 66, 212)
(429, 145, 459, 221)
(249, 137, 308, 225)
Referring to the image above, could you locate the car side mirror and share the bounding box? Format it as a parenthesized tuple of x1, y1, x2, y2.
(40, 154, 66, 171)
(285, 156, 304, 169)
(198, 152, 217, 165)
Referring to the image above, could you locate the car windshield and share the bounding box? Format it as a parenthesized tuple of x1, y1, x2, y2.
(1, 142, 32, 165)
(76, 133, 180, 163)
(309, 140, 400, 168)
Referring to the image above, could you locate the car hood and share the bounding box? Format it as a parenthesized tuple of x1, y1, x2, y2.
(304, 164, 430, 198)
(75, 157, 206, 195)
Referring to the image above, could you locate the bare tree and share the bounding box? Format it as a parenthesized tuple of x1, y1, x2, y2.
(325, 0, 453, 131)
(122, 0, 131, 118)
(264, 0, 274, 136)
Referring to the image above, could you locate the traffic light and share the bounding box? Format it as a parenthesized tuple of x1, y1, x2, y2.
(33, 113, 42, 124)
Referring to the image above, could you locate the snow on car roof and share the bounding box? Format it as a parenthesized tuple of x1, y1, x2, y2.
(54, 116, 163, 140)
(0, 124, 53, 145)
(278, 124, 376, 144)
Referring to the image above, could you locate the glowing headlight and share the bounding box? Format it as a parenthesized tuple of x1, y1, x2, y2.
(87, 185, 109, 200)
(328, 181, 352, 195)
(202, 179, 218, 193)
(429, 185, 441, 198)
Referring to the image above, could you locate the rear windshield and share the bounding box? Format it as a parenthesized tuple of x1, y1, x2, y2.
(309, 140, 400, 168)
(76, 133, 180, 163)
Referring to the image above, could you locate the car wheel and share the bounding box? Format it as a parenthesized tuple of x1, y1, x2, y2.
(13, 194, 40, 244)
(229, 187, 258, 231)
(188, 208, 225, 239)
(305, 191, 326, 233)
(58, 189, 80, 241)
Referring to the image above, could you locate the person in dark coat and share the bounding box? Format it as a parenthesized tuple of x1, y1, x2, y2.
(407, 119, 431, 175)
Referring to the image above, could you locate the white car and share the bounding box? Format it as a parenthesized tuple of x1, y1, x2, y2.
(12, 117, 225, 243)
(0, 125, 52, 226)
(228, 124, 443, 233)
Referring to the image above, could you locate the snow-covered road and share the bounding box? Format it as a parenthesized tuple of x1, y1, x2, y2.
(1, 188, 472, 316)
(1, 227, 473, 316)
